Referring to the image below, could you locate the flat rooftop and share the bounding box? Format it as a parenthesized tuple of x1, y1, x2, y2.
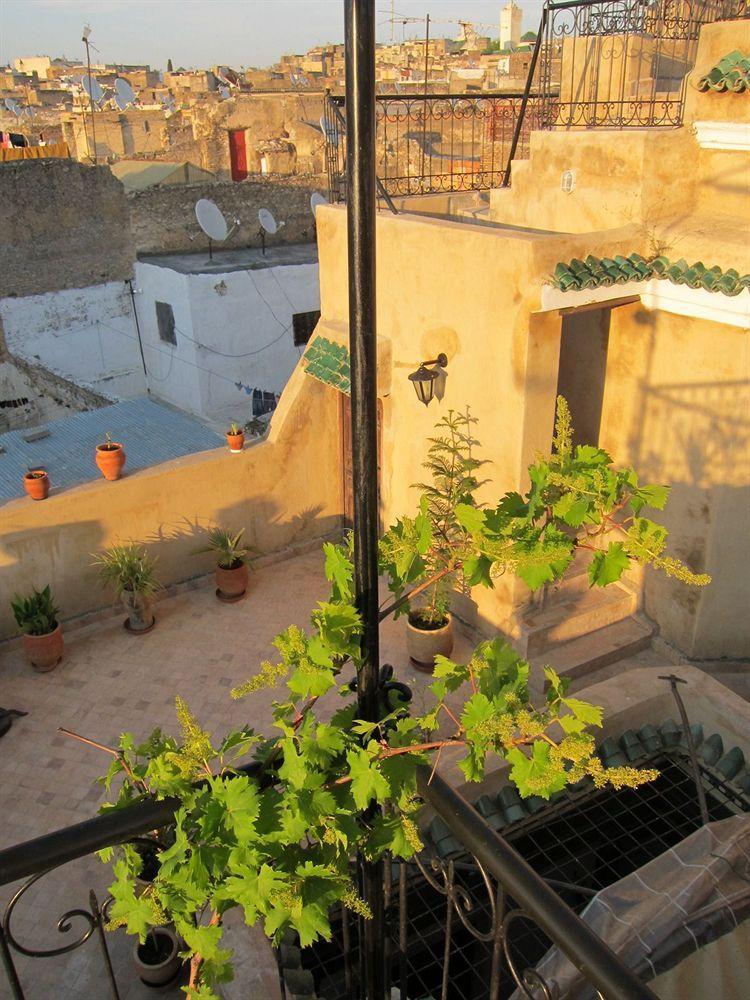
(0, 396, 222, 505)
(139, 241, 319, 275)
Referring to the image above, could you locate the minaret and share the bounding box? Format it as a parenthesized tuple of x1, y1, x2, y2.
(499, 1, 522, 50)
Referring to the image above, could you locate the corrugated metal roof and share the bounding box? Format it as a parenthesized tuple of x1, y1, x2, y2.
(0, 396, 222, 505)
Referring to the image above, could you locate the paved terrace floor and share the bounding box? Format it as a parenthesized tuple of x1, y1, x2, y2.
(0, 548, 477, 1000)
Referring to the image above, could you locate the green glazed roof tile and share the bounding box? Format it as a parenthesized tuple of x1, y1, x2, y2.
(302, 336, 351, 395)
(550, 253, 750, 297)
(698, 50, 750, 93)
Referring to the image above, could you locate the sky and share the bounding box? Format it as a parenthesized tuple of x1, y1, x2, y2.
(0, 1, 544, 71)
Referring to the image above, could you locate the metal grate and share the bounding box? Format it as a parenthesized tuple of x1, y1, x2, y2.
(299, 750, 748, 1000)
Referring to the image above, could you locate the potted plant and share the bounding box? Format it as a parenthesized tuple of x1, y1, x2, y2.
(226, 421, 245, 453)
(195, 526, 253, 602)
(94, 543, 160, 633)
(402, 409, 486, 670)
(133, 926, 182, 987)
(11, 585, 63, 671)
(95, 431, 126, 481)
(22, 468, 50, 501)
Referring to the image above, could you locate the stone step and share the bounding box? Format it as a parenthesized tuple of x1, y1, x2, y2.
(518, 583, 637, 657)
(529, 616, 655, 698)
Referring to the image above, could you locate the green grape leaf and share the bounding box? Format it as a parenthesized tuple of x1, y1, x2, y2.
(455, 503, 486, 535)
(463, 553, 494, 588)
(574, 444, 612, 466)
(346, 746, 390, 809)
(552, 493, 591, 528)
(631, 484, 670, 515)
(506, 742, 568, 799)
(561, 697, 603, 727)
(588, 541, 630, 586)
(323, 542, 354, 601)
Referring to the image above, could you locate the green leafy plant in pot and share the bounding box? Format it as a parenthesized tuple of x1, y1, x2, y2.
(94, 543, 160, 633)
(10, 585, 63, 671)
(388, 408, 486, 670)
(195, 526, 253, 603)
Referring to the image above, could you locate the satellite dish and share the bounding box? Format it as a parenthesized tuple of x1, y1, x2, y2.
(23, 106, 35, 118)
(310, 192, 328, 215)
(115, 78, 135, 105)
(258, 208, 278, 235)
(81, 73, 103, 102)
(4, 98, 21, 117)
(195, 199, 229, 241)
(219, 85, 230, 100)
(319, 114, 338, 147)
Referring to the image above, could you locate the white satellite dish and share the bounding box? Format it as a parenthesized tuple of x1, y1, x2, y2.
(219, 85, 230, 100)
(4, 98, 21, 117)
(258, 208, 278, 235)
(196, 199, 229, 241)
(115, 78, 135, 106)
(320, 114, 338, 147)
(310, 192, 328, 215)
(23, 106, 35, 118)
(81, 73, 103, 102)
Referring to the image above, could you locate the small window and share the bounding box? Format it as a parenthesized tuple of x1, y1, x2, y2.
(155, 301, 176, 345)
(292, 309, 320, 346)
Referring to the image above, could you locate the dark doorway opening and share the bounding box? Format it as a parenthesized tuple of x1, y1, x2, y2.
(555, 307, 611, 449)
(229, 129, 248, 181)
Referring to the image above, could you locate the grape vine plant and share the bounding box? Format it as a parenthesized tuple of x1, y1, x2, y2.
(90, 399, 709, 998)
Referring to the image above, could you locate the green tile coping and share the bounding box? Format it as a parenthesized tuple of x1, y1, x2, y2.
(302, 335, 351, 394)
(551, 253, 750, 297)
(697, 49, 750, 93)
(427, 718, 749, 859)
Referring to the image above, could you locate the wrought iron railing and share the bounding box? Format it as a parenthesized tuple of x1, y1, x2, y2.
(324, 0, 749, 200)
(0, 765, 656, 999)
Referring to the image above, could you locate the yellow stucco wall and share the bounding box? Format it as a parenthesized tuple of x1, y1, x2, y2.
(0, 371, 343, 639)
(599, 304, 750, 658)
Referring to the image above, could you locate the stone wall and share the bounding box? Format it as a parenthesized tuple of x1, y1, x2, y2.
(0, 159, 134, 299)
(128, 175, 325, 255)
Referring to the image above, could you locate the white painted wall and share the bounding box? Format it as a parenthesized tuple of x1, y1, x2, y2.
(134, 260, 320, 428)
(0, 282, 147, 399)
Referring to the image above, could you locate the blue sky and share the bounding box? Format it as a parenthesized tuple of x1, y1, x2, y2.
(0, 1, 544, 71)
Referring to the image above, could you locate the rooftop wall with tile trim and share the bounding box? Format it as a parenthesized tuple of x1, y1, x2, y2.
(0, 369, 343, 640)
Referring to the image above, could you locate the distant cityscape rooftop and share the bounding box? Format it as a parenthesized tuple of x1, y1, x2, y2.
(139, 242, 319, 274)
(0, 396, 222, 505)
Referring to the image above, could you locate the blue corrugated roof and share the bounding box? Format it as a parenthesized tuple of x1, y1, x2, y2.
(0, 397, 223, 505)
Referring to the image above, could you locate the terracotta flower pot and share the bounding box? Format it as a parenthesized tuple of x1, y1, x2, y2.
(95, 442, 126, 481)
(133, 927, 182, 987)
(23, 471, 50, 500)
(406, 612, 454, 671)
(226, 430, 244, 453)
(22, 624, 63, 672)
(121, 590, 155, 633)
(216, 561, 248, 602)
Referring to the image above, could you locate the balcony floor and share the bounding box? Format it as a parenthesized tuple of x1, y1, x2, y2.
(0, 548, 477, 999)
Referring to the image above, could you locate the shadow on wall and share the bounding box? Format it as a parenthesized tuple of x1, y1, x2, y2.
(619, 307, 750, 658)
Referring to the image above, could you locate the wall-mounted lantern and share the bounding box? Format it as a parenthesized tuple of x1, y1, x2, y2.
(408, 353, 448, 407)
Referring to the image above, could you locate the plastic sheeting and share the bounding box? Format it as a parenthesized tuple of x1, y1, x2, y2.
(513, 814, 750, 999)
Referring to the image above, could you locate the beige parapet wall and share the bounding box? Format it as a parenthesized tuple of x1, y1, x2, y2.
(0, 370, 343, 640)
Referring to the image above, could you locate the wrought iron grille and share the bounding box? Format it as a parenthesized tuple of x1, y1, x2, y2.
(538, 0, 750, 130)
(324, 93, 545, 201)
(297, 750, 749, 1000)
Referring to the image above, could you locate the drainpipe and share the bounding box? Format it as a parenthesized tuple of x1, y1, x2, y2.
(126, 279, 149, 388)
(344, 2, 385, 999)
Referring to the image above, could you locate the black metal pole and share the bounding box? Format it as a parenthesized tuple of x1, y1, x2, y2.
(344, 2, 385, 999)
(417, 768, 658, 1000)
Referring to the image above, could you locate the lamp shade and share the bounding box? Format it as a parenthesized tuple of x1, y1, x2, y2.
(408, 364, 440, 406)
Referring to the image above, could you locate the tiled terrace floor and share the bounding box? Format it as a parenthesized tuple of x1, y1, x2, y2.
(0, 549, 477, 1000)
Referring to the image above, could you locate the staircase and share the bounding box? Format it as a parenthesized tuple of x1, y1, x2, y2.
(516, 548, 655, 696)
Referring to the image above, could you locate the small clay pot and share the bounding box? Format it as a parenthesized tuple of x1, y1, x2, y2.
(22, 624, 63, 672)
(406, 612, 454, 672)
(133, 926, 181, 987)
(216, 561, 248, 602)
(95, 442, 126, 481)
(226, 430, 244, 453)
(121, 590, 155, 632)
(23, 471, 50, 501)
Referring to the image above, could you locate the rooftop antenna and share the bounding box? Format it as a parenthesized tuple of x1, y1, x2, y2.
(195, 198, 239, 260)
(81, 23, 98, 164)
(257, 207, 284, 256)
